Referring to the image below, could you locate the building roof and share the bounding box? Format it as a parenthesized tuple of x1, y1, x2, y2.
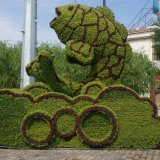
(128, 27, 154, 35)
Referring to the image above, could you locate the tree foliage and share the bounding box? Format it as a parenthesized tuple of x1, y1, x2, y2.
(0, 41, 21, 88)
(153, 28, 160, 58)
(121, 51, 159, 95)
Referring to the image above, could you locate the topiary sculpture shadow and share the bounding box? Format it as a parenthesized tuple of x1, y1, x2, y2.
(0, 4, 160, 149)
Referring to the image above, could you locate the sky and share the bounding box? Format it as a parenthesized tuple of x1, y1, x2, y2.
(0, 0, 152, 44)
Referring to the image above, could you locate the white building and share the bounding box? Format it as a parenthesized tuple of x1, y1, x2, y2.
(127, 26, 160, 68)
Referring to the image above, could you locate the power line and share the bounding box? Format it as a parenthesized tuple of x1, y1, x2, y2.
(128, 0, 152, 29)
(75, 0, 78, 4)
(130, 8, 152, 29)
(128, 0, 151, 26)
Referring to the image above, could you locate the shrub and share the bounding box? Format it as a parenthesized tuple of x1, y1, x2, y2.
(0, 85, 160, 149)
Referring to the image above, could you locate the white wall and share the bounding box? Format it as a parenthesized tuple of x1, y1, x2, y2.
(127, 28, 160, 68)
(127, 30, 154, 61)
(128, 38, 153, 60)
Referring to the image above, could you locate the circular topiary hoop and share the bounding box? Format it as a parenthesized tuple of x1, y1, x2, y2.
(52, 108, 78, 139)
(77, 106, 117, 147)
(21, 111, 55, 147)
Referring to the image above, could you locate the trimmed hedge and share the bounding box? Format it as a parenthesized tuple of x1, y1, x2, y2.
(21, 110, 55, 148)
(77, 106, 117, 147)
(0, 85, 160, 149)
(52, 108, 78, 139)
(81, 81, 105, 97)
(23, 82, 52, 97)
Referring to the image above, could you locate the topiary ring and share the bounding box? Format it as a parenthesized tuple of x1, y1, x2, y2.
(21, 111, 55, 147)
(52, 108, 78, 139)
(77, 106, 118, 147)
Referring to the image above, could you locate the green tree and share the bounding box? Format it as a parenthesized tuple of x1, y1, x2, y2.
(0, 41, 21, 88)
(121, 51, 159, 95)
(153, 28, 160, 58)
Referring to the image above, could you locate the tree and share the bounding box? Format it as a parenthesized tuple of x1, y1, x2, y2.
(0, 41, 21, 88)
(153, 27, 160, 58)
(121, 51, 159, 95)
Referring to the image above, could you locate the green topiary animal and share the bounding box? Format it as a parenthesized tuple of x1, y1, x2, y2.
(27, 4, 132, 96)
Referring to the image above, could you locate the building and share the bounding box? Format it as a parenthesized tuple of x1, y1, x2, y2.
(128, 26, 160, 64)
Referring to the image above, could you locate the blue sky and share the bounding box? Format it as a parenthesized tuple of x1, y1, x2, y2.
(0, 0, 152, 44)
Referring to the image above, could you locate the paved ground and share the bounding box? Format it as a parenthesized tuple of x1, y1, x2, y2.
(1, 149, 160, 160)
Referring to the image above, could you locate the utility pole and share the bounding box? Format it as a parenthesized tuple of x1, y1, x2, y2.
(103, 0, 106, 7)
(21, 0, 37, 89)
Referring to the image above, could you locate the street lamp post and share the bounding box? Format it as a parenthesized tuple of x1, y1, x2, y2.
(103, 0, 106, 7)
(20, 0, 37, 89)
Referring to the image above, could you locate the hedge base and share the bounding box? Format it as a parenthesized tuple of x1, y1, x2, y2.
(0, 85, 159, 149)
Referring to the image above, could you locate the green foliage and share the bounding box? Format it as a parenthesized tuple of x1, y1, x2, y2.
(26, 52, 65, 93)
(55, 112, 76, 135)
(0, 85, 160, 149)
(0, 4, 132, 92)
(115, 22, 128, 40)
(35, 43, 91, 83)
(53, 45, 91, 83)
(1, 4, 159, 150)
(23, 82, 52, 97)
(99, 95, 160, 148)
(121, 52, 159, 95)
(46, 4, 132, 90)
(81, 81, 105, 97)
(153, 28, 160, 58)
(21, 110, 54, 148)
(0, 41, 21, 88)
(66, 40, 94, 65)
(81, 111, 112, 139)
(96, 6, 115, 21)
(25, 117, 51, 142)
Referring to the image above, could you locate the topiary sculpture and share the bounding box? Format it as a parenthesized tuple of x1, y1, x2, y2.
(26, 4, 132, 96)
(1, 4, 160, 149)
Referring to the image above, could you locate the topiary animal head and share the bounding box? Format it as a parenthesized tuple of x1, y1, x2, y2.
(50, 4, 78, 42)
